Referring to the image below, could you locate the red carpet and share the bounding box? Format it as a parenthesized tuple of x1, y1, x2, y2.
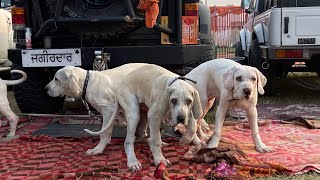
(0, 117, 319, 179)
(0, 116, 52, 139)
(222, 120, 320, 173)
(0, 136, 211, 179)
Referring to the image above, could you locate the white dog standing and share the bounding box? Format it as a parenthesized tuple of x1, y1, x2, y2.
(45, 63, 147, 155)
(185, 58, 271, 153)
(0, 70, 27, 137)
(84, 64, 203, 171)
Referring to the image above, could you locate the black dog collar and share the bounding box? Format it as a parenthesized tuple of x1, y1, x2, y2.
(168, 76, 197, 86)
(81, 71, 90, 99)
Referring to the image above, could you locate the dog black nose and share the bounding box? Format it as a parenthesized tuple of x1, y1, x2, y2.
(243, 88, 252, 96)
(177, 114, 186, 124)
(44, 86, 48, 91)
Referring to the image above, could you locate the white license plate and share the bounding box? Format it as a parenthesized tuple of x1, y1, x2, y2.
(21, 49, 82, 67)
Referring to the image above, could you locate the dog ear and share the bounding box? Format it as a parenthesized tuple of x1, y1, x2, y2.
(192, 89, 203, 119)
(61, 67, 82, 96)
(223, 66, 238, 91)
(68, 75, 82, 96)
(252, 67, 267, 95)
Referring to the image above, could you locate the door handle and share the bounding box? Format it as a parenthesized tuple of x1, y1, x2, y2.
(284, 17, 289, 34)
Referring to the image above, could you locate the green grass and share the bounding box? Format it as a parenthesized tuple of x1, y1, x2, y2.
(256, 172, 320, 180)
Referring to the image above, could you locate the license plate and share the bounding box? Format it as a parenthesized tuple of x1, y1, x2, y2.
(21, 49, 82, 67)
(298, 38, 315, 44)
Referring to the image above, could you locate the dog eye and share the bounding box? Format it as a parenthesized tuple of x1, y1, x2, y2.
(186, 99, 192, 105)
(236, 76, 243, 81)
(251, 77, 256, 81)
(54, 77, 58, 81)
(171, 98, 177, 105)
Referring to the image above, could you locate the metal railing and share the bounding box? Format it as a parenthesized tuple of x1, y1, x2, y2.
(211, 7, 247, 58)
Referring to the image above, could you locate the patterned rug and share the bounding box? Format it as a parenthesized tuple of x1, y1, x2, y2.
(0, 136, 211, 179)
(0, 119, 319, 179)
(228, 120, 320, 173)
(0, 116, 53, 139)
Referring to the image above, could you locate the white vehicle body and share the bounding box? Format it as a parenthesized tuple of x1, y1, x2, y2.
(239, 0, 320, 65)
(0, 8, 14, 67)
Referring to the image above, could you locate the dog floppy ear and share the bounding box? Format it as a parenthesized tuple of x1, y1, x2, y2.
(252, 67, 267, 95)
(192, 89, 203, 119)
(223, 66, 238, 91)
(61, 67, 82, 96)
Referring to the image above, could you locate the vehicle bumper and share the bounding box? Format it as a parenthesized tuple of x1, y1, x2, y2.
(8, 44, 212, 69)
(261, 45, 320, 62)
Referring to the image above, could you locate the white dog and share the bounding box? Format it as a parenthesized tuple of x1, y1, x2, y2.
(0, 70, 27, 137)
(45, 63, 147, 155)
(84, 64, 203, 171)
(185, 58, 271, 153)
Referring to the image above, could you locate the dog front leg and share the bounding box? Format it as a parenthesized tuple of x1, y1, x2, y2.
(148, 109, 171, 167)
(247, 107, 272, 153)
(207, 101, 228, 149)
(124, 105, 142, 171)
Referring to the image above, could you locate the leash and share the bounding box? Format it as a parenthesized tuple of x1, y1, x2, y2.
(80, 71, 103, 122)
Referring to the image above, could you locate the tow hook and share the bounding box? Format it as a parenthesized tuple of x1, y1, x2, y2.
(262, 62, 270, 70)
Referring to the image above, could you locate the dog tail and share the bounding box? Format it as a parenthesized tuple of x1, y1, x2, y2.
(3, 70, 27, 86)
(83, 99, 119, 136)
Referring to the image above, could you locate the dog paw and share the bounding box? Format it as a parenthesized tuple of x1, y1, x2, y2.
(161, 142, 169, 147)
(85, 148, 104, 156)
(128, 160, 142, 172)
(206, 140, 219, 149)
(7, 132, 15, 137)
(255, 144, 272, 153)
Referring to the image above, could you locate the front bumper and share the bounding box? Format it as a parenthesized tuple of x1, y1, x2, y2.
(8, 44, 211, 69)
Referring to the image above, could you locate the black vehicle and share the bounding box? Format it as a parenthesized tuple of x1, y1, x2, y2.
(1, 0, 215, 114)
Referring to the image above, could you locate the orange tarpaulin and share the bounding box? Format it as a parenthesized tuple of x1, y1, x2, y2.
(137, 0, 159, 28)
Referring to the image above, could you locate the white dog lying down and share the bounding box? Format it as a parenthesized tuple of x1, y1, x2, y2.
(85, 64, 203, 171)
(45, 63, 147, 155)
(0, 70, 27, 136)
(185, 58, 271, 153)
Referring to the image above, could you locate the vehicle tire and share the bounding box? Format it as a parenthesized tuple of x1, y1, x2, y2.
(45, 0, 142, 38)
(197, 37, 216, 65)
(11, 65, 64, 114)
(249, 39, 273, 95)
(235, 41, 244, 57)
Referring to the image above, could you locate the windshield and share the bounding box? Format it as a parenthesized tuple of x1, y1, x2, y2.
(279, 0, 320, 7)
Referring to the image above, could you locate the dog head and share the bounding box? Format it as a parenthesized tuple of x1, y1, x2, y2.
(45, 66, 82, 98)
(223, 65, 267, 100)
(167, 79, 203, 126)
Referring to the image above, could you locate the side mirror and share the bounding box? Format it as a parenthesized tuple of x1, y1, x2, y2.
(241, 0, 251, 10)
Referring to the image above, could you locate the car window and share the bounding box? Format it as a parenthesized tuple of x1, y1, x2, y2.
(279, 0, 320, 7)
